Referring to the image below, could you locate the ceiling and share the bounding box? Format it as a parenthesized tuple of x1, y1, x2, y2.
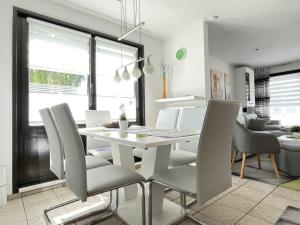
(53, 0, 300, 67)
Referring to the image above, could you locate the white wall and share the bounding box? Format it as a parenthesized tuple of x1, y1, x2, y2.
(163, 20, 208, 101)
(0, 0, 163, 194)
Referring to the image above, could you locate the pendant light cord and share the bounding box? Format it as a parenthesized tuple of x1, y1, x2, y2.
(139, 0, 142, 59)
(120, 0, 124, 67)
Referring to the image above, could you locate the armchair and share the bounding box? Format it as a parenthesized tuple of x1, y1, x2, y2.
(232, 122, 280, 179)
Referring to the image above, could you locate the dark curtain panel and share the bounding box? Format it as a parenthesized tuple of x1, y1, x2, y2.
(255, 78, 270, 118)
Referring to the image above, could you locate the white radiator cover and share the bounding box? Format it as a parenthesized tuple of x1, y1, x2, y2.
(0, 166, 7, 207)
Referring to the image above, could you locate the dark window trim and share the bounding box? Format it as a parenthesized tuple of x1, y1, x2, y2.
(13, 7, 145, 193)
(270, 69, 300, 77)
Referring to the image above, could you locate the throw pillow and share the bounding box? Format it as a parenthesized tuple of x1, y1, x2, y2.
(248, 118, 268, 131)
(244, 113, 258, 128)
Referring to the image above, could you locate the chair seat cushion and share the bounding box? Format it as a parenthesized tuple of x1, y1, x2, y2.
(169, 150, 197, 167)
(133, 148, 144, 158)
(87, 147, 112, 160)
(87, 165, 145, 194)
(150, 166, 196, 194)
(85, 155, 111, 170)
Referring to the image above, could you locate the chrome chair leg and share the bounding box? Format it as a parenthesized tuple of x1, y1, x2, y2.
(148, 181, 153, 225)
(110, 182, 146, 225)
(181, 193, 206, 225)
(139, 181, 146, 225)
(44, 191, 114, 225)
(148, 180, 207, 225)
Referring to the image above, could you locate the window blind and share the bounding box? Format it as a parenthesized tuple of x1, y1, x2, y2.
(95, 37, 138, 77)
(28, 18, 91, 76)
(270, 73, 300, 107)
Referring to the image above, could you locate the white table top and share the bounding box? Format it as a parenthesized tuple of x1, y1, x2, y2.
(78, 127, 200, 148)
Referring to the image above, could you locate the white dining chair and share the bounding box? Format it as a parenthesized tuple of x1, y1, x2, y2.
(155, 108, 179, 129)
(169, 107, 207, 167)
(46, 103, 146, 225)
(39, 108, 111, 180)
(148, 100, 240, 225)
(133, 108, 179, 158)
(85, 110, 113, 160)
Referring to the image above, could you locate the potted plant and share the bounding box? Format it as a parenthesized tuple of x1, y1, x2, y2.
(291, 125, 300, 138)
(119, 103, 128, 130)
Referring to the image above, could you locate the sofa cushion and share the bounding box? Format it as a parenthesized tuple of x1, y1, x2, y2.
(265, 124, 282, 130)
(244, 113, 258, 128)
(248, 118, 268, 131)
(237, 113, 246, 126)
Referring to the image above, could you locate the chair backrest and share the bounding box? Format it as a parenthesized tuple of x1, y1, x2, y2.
(156, 108, 179, 129)
(39, 108, 64, 179)
(196, 100, 240, 204)
(85, 110, 112, 150)
(51, 103, 87, 201)
(177, 107, 207, 153)
(232, 122, 250, 153)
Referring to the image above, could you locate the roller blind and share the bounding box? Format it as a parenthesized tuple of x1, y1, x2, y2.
(95, 37, 137, 77)
(270, 73, 300, 107)
(28, 18, 91, 76)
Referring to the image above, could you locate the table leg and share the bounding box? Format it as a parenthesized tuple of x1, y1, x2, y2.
(141, 145, 171, 215)
(111, 143, 137, 201)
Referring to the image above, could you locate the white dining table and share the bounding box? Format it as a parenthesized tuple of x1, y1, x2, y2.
(78, 127, 200, 225)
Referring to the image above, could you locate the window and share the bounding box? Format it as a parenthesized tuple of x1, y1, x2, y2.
(28, 18, 90, 124)
(96, 37, 138, 120)
(28, 18, 143, 124)
(13, 9, 144, 192)
(270, 73, 300, 126)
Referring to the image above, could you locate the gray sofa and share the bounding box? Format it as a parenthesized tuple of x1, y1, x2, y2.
(275, 137, 300, 177)
(237, 113, 291, 137)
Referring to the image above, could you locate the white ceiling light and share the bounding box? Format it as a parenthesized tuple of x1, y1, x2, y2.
(114, 70, 122, 83)
(122, 66, 131, 80)
(131, 62, 142, 79)
(206, 15, 219, 21)
(143, 56, 154, 75)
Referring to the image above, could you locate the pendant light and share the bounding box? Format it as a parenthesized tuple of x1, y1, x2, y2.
(143, 56, 154, 75)
(114, 70, 121, 83)
(131, 62, 142, 79)
(113, 0, 154, 83)
(122, 66, 130, 81)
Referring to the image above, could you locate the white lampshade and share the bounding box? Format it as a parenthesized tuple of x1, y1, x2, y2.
(131, 62, 142, 79)
(122, 66, 131, 81)
(143, 56, 154, 75)
(114, 70, 121, 83)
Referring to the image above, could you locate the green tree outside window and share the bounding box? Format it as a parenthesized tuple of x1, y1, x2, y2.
(30, 69, 85, 87)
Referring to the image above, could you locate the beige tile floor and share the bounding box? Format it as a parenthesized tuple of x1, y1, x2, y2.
(1, 175, 300, 225)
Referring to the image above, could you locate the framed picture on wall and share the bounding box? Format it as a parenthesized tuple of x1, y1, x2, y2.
(224, 73, 232, 100)
(210, 69, 225, 100)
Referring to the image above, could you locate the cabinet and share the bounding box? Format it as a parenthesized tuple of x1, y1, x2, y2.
(234, 67, 255, 108)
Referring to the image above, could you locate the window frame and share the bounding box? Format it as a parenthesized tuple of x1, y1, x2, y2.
(13, 7, 145, 193)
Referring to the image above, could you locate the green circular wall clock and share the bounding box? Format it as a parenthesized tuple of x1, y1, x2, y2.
(176, 48, 186, 61)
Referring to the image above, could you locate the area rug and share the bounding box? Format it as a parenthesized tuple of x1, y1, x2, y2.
(280, 179, 300, 191)
(275, 206, 300, 225)
(232, 154, 295, 186)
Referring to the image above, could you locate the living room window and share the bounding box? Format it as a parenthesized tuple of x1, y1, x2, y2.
(270, 72, 300, 126)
